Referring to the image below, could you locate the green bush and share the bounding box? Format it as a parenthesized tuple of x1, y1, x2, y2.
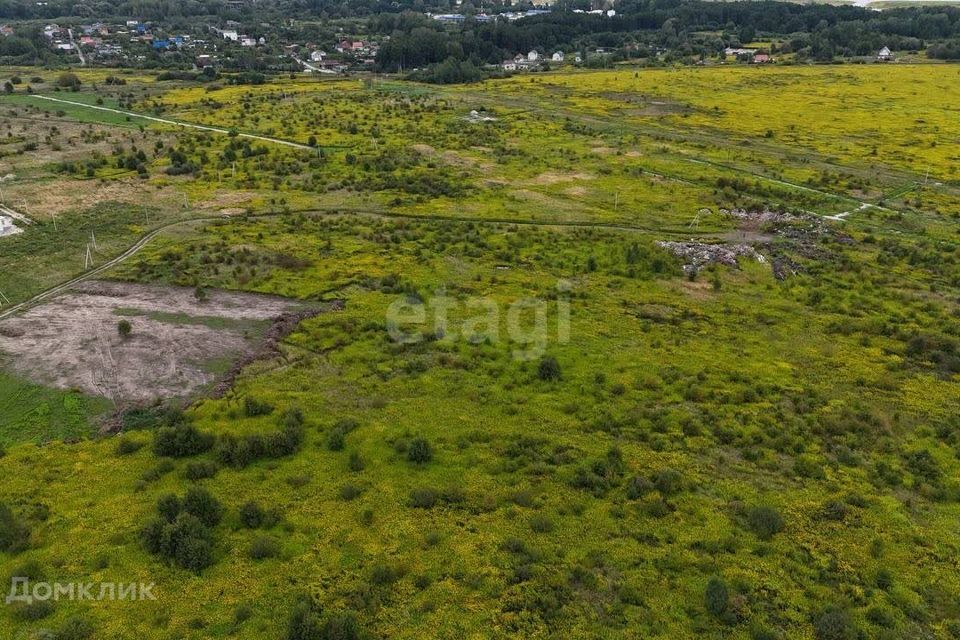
(0, 502, 31, 553)
(153, 423, 215, 458)
(240, 501, 267, 529)
(813, 608, 858, 640)
(142, 490, 220, 573)
(407, 437, 433, 464)
(537, 356, 562, 381)
(746, 505, 785, 540)
(652, 469, 684, 496)
(12, 598, 54, 621)
(704, 576, 729, 618)
(183, 460, 219, 481)
(243, 397, 275, 417)
(116, 437, 145, 456)
(249, 535, 280, 560)
(182, 486, 224, 527)
(55, 616, 95, 640)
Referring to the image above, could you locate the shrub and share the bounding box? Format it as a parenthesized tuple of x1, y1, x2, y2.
(249, 535, 280, 560)
(626, 476, 654, 499)
(216, 423, 304, 468)
(287, 600, 323, 640)
(407, 437, 433, 464)
(56, 72, 81, 88)
(348, 451, 365, 472)
(240, 501, 267, 529)
(0, 503, 31, 553)
(704, 576, 729, 618)
(813, 608, 858, 640)
(339, 484, 363, 501)
(409, 487, 439, 509)
(820, 500, 848, 521)
(370, 560, 405, 585)
(117, 319, 132, 338)
(530, 514, 554, 533)
(56, 616, 95, 640)
(184, 460, 219, 481)
(116, 437, 145, 456)
(243, 397, 274, 417)
(327, 428, 345, 451)
(746, 505, 785, 540)
(12, 599, 54, 621)
(143, 489, 220, 573)
(182, 486, 223, 527)
(537, 356, 562, 381)
(157, 493, 182, 522)
(652, 469, 684, 496)
(153, 423, 214, 458)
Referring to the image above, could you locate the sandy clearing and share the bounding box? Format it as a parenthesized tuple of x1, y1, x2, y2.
(0, 280, 307, 402)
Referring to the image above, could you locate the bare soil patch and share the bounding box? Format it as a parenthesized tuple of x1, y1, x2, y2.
(0, 280, 318, 403)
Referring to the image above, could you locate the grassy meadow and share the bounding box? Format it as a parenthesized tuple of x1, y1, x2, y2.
(0, 64, 958, 640)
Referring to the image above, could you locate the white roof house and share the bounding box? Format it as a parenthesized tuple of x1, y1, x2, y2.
(878, 46, 892, 61)
(552, 51, 564, 62)
(527, 50, 538, 61)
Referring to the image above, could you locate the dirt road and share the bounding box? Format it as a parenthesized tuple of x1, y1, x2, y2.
(28, 95, 314, 151)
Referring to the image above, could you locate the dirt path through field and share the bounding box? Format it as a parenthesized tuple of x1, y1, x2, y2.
(28, 95, 313, 151)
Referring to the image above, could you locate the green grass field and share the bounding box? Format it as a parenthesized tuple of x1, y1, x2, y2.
(0, 65, 959, 640)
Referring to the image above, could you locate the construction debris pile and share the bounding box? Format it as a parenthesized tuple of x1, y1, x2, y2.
(656, 241, 763, 274)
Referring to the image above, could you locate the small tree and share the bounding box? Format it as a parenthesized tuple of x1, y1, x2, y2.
(194, 286, 208, 303)
(117, 320, 132, 339)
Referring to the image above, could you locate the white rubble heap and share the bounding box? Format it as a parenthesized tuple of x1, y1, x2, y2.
(656, 241, 764, 274)
(0, 215, 22, 238)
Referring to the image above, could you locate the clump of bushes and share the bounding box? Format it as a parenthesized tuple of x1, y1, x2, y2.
(183, 460, 219, 481)
(153, 423, 214, 458)
(141, 487, 222, 572)
(239, 501, 281, 529)
(326, 418, 359, 451)
(408, 486, 465, 509)
(215, 417, 304, 469)
(287, 597, 364, 640)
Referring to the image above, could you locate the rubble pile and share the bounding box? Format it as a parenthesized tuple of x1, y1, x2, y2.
(656, 241, 763, 274)
(722, 208, 797, 225)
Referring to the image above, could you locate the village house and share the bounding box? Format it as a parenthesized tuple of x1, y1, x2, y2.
(753, 53, 771, 63)
(552, 51, 564, 62)
(527, 49, 539, 61)
(335, 39, 367, 54)
(310, 50, 326, 62)
(877, 46, 893, 61)
(0, 25, 14, 37)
